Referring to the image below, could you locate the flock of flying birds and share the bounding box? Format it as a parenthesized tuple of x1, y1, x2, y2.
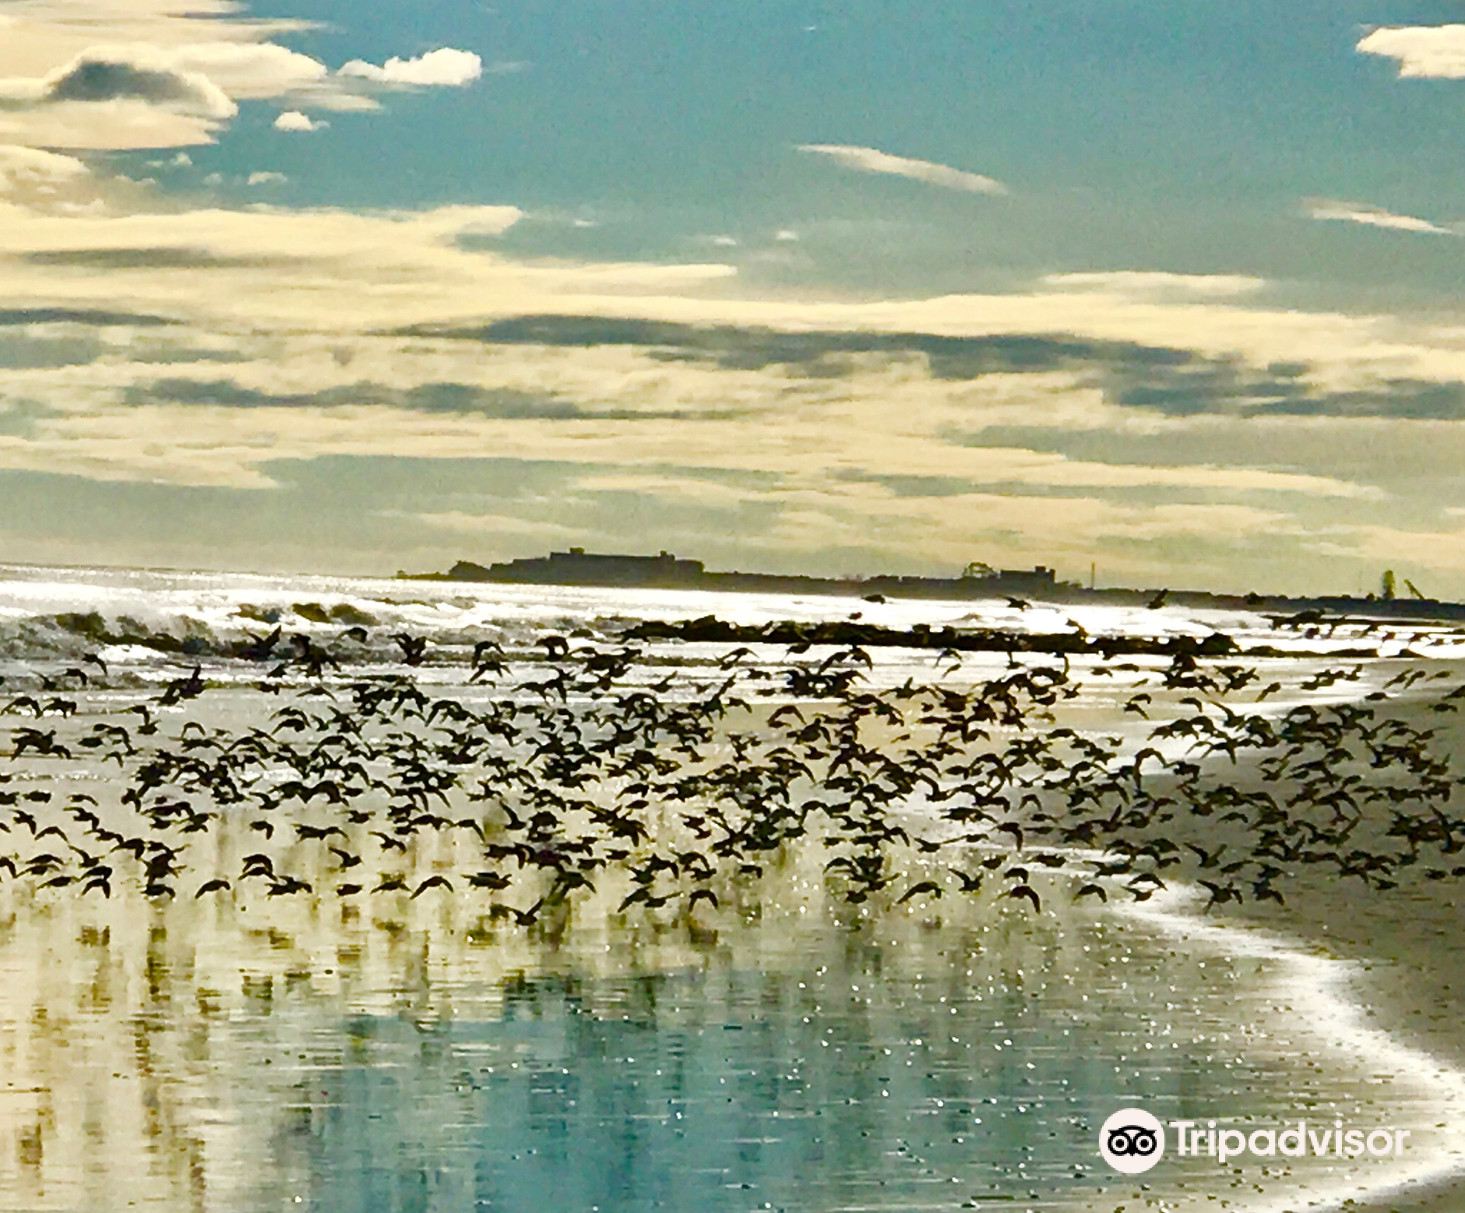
(0, 605, 1463, 927)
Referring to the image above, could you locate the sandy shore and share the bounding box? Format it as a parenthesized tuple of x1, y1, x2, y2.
(1193, 680, 1465, 1212)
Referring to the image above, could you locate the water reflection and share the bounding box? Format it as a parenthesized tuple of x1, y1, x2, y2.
(0, 889, 1449, 1213)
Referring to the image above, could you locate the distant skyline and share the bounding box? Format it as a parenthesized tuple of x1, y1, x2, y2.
(3, 2, 1465, 595)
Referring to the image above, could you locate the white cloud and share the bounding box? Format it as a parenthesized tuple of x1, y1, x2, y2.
(1325, 521, 1465, 574)
(1304, 197, 1452, 235)
(0, 10, 484, 154)
(796, 144, 1007, 195)
(412, 510, 583, 541)
(404, 204, 526, 241)
(273, 110, 324, 133)
(0, 9, 383, 151)
(0, 100, 222, 151)
(774, 228, 799, 242)
(1357, 25, 1465, 78)
(153, 42, 329, 99)
(246, 170, 286, 186)
(0, 143, 88, 195)
(1041, 272, 1266, 298)
(338, 48, 482, 88)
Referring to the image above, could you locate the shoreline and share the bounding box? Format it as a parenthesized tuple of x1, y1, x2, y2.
(1148, 682, 1465, 1212)
(1115, 882, 1465, 1212)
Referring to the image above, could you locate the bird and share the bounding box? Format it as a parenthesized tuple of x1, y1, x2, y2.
(488, 899, 545, 926)
(1006, 884, 1041, 912)
(0, 602, 1456, 946)
(898, 879, 942, 903)
(951, 869, 984, 894)
(160, 665, 205, 705)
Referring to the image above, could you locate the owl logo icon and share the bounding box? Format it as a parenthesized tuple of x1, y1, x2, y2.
(1099, 1108, 1165, 1174)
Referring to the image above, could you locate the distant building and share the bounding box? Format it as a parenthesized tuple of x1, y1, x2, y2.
(459, 547, 706, 587)
(993, 566, 1058, 592)
(431, 550, 1067, 601)
(404, 548, 1465, 620)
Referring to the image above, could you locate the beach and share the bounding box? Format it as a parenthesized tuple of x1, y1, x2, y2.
(1, 565, 1464, 1211)
(1217, 688, 1465, 1213)
(6, 0, 1464, 1207)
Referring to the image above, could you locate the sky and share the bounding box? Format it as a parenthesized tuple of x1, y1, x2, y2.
(3, 2, 1465, 594)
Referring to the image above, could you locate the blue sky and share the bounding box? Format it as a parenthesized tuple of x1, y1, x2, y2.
(3, 0, 1465, 592)
(177, 0, 1465, 301)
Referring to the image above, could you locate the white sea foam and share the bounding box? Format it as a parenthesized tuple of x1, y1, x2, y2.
(2, 561, 1462, 681)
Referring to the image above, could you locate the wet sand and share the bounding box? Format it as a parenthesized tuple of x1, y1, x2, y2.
(1202, 684, 1465, 1212)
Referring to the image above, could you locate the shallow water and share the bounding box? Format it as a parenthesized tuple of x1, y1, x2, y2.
(0, 890, 1455, 1213)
